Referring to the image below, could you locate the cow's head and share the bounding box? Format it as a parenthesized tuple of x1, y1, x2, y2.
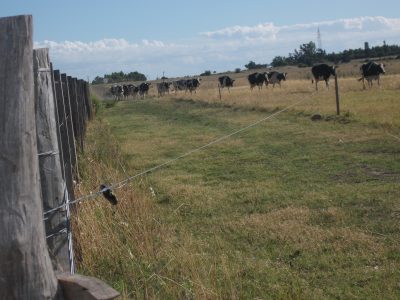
(263, 72, 270, 83)
(330, 66, 337, 76)
(379, 63, 386, 74)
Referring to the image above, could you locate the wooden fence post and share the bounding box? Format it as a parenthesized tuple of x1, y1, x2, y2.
(78, 80, 88, 145)
(0, 15, 62, 299)
(54, 70, 75, 202)
(50, 63, 66, 179)
(334, 74, 340, 115)
(61, 74, 78, 180)
(84, 81, 93, 120)
(67, 77, 81, 150)
(33, 48, 71, 272)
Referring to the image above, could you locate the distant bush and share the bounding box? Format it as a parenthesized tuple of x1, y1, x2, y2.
(245, 61, 268, 70)
(200, 70, 212, 76)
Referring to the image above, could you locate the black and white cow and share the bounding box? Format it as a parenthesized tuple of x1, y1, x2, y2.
(157, 82, 171, 97)
(129, 84, 139, 99)
(248, 72, 269, 90)
(359, 61, 385, 89)
(311, 64, 336, 91)
(138, 82, 151, 99)
(122, 84, 131, 99)
(218, 76, 235, 91)
(267, 71, 287, 88)
(172, 80, 187, 93)
(110, 85, 123, 101)
(186, 78, 201, 94)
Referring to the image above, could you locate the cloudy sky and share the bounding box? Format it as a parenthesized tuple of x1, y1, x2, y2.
(2, 0, 400, 80)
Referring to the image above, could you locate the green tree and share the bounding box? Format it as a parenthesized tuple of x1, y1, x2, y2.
(245, 61, 257, 69)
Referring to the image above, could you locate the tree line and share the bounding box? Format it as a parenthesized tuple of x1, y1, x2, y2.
(92, 71, 146, 85)
(269, 41, 400, 68)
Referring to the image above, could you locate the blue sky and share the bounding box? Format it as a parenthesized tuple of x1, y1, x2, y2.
(2, 0, 400, 80)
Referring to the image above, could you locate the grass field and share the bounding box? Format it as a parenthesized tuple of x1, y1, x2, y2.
(78, 68, 400, 299)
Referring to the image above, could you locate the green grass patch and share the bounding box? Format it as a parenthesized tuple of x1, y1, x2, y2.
(76, 96, 400, 299)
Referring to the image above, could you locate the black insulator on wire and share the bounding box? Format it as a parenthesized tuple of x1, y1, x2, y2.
(100, 184, 118, 205)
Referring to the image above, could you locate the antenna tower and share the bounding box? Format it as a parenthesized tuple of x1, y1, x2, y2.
(317, 27, 323, 50)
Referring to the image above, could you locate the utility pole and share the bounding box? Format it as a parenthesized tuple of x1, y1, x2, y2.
(317, 27, 323, 50)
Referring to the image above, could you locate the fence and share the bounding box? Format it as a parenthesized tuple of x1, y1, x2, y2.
(0, 15, 118, 299)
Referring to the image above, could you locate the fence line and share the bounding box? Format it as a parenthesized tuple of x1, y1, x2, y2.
(0, 15, 60, 299)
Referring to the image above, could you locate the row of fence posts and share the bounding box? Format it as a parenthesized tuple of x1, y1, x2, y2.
(0, 15, 118, 299)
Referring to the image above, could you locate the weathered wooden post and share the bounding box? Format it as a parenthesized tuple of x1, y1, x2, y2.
(50, 63, 66, 178)
(78, 80, 88, 142)
(0, 15, 62, 299)
(54, 70, 75, 202)
(61, 74, 78, 179)
(75, 79, 85, 151)
(334, 74, 340, 115)
(83, 81, 93, 120)
(67, 77, 81, 146)
(34, 48, 71, 272)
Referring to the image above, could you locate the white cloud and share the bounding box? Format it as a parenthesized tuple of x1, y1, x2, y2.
(34, 16, 400, 80)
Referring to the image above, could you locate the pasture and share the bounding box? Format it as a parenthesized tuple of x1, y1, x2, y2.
(79, 64, 400, 299)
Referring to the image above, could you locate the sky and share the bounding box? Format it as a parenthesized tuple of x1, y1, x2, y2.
(2, 0, 400, 80)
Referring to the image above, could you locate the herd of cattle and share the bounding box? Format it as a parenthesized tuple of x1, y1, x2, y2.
(109, 61, 386, 100)
(110, 78, 202, 100)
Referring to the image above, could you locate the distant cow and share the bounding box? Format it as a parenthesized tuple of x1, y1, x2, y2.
(359, 61, 385, 89)
(129, 84, 139, 99)
(218, 76, 235, 91)
(267, 71, 287, 88)
(110, 85, 123, 101)
(186, 78, 201, 94)
(172, 80, 187, 93)
(311, 64, 336, 91)
(138, 82, 151, 98)
(248, 72, 269, 90)
(122, 84, 131, 99)
(157, 82, 171, 97)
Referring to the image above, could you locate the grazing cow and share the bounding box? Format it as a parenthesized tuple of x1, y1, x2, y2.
(157, 82, 171, 97)
(172, 79, 187, 93)
(110, 85, 123, 101)
(122, 85, 131, 99)
(186, 78, 201, 94)
(267, 71, 287, 88)
(138, 82, 151, 98)
(359, 61, 385, 89)
(248, 72, 269, 90)
(128, 84, 139, 99)
(218, 76, 235, 91)
(311, 64, 336, 91)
